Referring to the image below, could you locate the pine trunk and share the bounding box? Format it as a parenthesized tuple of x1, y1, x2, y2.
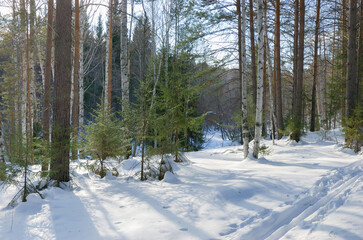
(249, 0, 257, 105)
(310, 0, 320, 132)
(291, 0, 305, 142)
(274, 0, 283, 139)
(253, 0, 264, 158)
(79, 0, 86, 130)
(43, 0, 53, 172)
(72, 0, 80, 160)
(105, 0, 113, 109)
(51, 0, 72, 183)
(292, 0, 299, 112)
(346, 0, 358, 118)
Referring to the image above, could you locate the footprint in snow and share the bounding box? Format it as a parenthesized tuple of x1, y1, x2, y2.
(179, 228, 188, 231)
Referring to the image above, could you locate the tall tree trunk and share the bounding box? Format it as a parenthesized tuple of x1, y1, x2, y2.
(341, 0, 347, 123)
(292, 0, 299, 112)
(121, 0, 129, 105)
(291, 0, 305, 142)
(26, 0, 33, 163)
(357, 0, 363, 102)
(79, 0, 86, 130)
(51, 0, 72, 183)
(42, 0, 53, 172)
(253, 0, 264, 158)
(237, 0, 249, 158)
(105, 0, 113, 109)
(20, 0, 27, 143)
(72, 0, 80, 160)
(249, 0, 257, 105)
(265, 16, 278, 145)
(346, 0, 358, 118)
(274, 0, 283, 139)
(310, 0, 320, 132)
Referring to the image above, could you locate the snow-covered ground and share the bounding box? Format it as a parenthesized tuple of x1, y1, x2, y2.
(0, 129, 362, 240)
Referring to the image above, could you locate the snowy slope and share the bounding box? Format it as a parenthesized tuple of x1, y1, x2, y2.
(0, 130, 362, 240)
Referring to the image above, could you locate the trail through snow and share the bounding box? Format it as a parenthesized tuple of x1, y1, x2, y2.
(0, 130, 362, 240)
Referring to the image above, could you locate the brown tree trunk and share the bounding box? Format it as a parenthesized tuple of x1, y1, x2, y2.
(72, 0, 80, 160)
(249, 0, 257, 105)
(274, 0, 283, 139)
(346, 0, 358, 118)
(358, 0, 363, 102)
(42, 0, 53, 172)
(341, 0, 347, 123)
(310, 0, 320, 132)
(51, 0, 72, 183)
(292, 0, 299, 112)
(291, 0, 305, 142)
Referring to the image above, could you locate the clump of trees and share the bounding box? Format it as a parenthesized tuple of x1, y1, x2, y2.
(0, 0, 362, 203)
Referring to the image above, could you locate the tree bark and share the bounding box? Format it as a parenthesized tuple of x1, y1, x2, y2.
(121, 0, 129, 105)
(249, 0, 257, 106)
(42, 0, 53, 172)
(274, 0, 283, 139)
(253, 0, 264, 158)
(291, 0, 305, 142)
(341, 0, 347, 123)
(51, 0, 72, 182)
(292, 0, 299, 112)
(346, 0, 358, 118)
(310, 0, 320, 132)
(72, 0, 80, 160)
(237, 0, 249, 158)
(79, 0, 86, 130)
(105, 0, 113, 109)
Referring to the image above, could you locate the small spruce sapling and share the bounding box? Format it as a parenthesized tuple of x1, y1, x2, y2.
(83, 103, 130, 178)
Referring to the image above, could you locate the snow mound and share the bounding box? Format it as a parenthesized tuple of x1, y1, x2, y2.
(162, 171, 180, 184)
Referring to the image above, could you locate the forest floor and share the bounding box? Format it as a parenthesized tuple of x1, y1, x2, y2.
(0, 129, 362, 240)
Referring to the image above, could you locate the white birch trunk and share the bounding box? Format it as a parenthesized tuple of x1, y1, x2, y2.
(121, 0, 129, 104)
(253, 0, 264, 158)
(241, 0, 249, 158)
(264, 7, 277, 145)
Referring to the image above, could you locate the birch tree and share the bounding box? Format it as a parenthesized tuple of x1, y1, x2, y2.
(121, 0, 129, 104)
(237, 0, 248, 158)
(253, 0, 264, 158)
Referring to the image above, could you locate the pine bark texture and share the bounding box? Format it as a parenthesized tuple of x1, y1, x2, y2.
(310, 0, 320, 132)
(253, 0, 264, 158)
(72, 0, 80, 160)
(291, 0, 305, 142)
(274, 0, 283, 139)
(105, 0, 113, 109)
(79, 1, 86, 129)
(249, 0, 257, 105)
(346, 0, 358, 118)
(51, 0, 72, 182)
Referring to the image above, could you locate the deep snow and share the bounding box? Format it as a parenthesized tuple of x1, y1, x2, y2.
(0, 129, 362, 240)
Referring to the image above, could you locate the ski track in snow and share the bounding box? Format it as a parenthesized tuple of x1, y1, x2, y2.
(0, 130, 362, 240)
(227, 160, 363, 240)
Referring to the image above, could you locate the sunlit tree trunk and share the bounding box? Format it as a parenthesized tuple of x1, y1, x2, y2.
(121, 0, 129, 105)
(79, 0, 86, 130)
(104, 0, 113, 109)
(237, 0, 249, 158)
(72, 0, 80, 160)
(253, 0, 264, 158)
